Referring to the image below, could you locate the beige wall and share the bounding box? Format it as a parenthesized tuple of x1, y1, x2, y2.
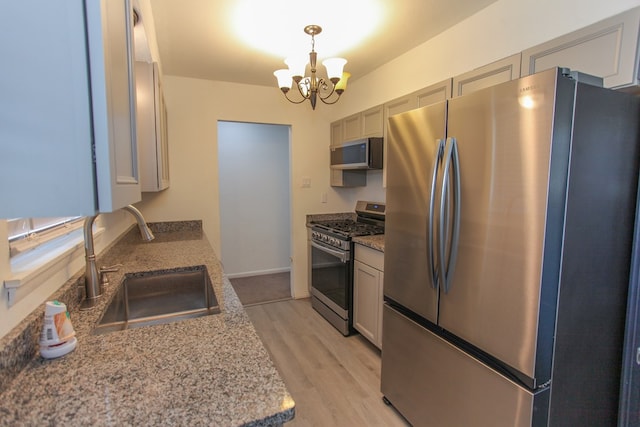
(136, 77, 365, 298)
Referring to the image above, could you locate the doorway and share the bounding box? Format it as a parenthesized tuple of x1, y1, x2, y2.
(217, 121, 292, 305)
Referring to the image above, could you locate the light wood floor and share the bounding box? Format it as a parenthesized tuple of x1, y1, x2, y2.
(246, 298, 410, 427)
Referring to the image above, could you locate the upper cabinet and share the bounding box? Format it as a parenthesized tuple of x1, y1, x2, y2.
(384, 79, 453, 125)
(0, 0, 140, 218)
(332, 105, 384, 146)
(330, 120, 344, 147)
(452, 54, 521, 97)
(136, 61, 170, 192)
(361, 106, 385, 138)
(521, 7, 640, 90)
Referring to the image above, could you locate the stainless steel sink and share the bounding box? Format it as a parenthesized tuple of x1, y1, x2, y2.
(94, 265, 220, 335)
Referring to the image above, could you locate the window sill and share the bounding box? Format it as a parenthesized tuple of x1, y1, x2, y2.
(4, 227, 105, 307)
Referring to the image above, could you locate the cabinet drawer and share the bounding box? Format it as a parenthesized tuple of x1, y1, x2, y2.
(355, 244, 384, 271)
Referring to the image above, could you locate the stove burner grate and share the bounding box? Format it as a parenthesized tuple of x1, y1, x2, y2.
(312, 219, 384, 238)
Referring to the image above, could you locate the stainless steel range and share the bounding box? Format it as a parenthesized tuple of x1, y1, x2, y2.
(309, 201, 385, 335)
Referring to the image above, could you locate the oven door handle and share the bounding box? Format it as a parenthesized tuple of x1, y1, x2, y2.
(311, 241, 350, 263)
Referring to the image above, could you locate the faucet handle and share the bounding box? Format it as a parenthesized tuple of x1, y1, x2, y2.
(99, 264, 122, 289)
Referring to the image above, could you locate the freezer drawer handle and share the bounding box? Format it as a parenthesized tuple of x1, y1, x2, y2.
(428, 138, 445, 289)
(439, 137, 461, 294)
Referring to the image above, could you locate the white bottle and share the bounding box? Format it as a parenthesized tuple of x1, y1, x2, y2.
(39, 300, 77, 359)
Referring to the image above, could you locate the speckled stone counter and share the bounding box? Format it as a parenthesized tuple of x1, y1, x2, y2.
(0, 223, 294, 426)
(352, 235, 385, 252)
(305, 212, 355, 227)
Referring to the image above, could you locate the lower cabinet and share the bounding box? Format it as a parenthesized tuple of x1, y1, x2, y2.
(354, 244, 384, 349)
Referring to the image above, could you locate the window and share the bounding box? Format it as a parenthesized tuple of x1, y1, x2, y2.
(8, 217, 83, 258)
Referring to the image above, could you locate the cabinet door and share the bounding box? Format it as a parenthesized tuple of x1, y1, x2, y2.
(87, 0, 141, 212)
(452, 53, 521, 97)
(415, 78, 452, 107)
(157, 87, 170, 190)
(0, 1, 96, 217)
(137, 61, 169, 192)
(384, 95, 418, 123)
(343, 113, 362, 142)
(354, 259, 381, 347)
(521, 7, 640, 90)
(361, 105, 384, 137)
(330, 120, 343, 146)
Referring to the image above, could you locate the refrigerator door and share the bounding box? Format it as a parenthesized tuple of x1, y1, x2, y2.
(438, 69, 574, 382)
(381, 305, 548, 427)
(384, 103, 446, 323)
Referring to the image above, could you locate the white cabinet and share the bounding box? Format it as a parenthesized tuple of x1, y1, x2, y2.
(452, 53, 522, 97)
(383, 78, 452, 127)
(361, 105, 384, 138)
(521, 7, 640, 90)
(414, 79, 453, 107)
(0, 0, 140, 218)
(330, 170, 367, 187)
(330, 105, 383, 187)
(354, 244, 384, 349)
(333, 104, 384, 146)
(330, 120, 343, 147)
(343, 113, 362, 142)
(136, 61, 169, 192)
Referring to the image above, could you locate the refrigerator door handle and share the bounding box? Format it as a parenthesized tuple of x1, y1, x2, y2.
(428, 139, 445, 289)
(439, 137, 461, 294)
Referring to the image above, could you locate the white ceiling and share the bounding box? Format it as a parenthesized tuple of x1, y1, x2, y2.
(147, 0, 498, 88)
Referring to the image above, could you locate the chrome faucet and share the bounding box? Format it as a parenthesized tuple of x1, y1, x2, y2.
(80, 205, 155, 310)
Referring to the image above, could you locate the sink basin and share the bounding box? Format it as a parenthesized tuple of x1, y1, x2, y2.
(94, 265, 220, 335)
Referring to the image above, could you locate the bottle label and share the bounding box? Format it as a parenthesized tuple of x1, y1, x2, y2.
(40, 310, 75, 346)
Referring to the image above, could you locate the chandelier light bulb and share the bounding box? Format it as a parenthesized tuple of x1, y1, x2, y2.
(273, 69, 292, 91)
(334, 72, 351, 94)
(322, 58, 347, 83)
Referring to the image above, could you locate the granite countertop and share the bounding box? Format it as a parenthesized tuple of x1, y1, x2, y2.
(305, 212, 355, 227)
(353, 235, 385, 252)
(0, 224, 294, 426)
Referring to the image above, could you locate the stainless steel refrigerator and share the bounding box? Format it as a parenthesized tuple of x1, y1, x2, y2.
(381, 67, 640, 426)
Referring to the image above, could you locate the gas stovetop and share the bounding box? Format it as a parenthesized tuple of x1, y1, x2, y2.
(312, 220, 384, 239)
(310, 201, 385, 248)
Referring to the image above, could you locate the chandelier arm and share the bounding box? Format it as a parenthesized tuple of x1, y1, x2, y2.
(281, 90, 309, 105)
(319, 93, 342, 105)
(317, 78, 337, 100)
(294, 78, 312, 100)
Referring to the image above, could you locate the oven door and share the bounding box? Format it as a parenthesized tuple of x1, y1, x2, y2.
(310, 240, 352, 327)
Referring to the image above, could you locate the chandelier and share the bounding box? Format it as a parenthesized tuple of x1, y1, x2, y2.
(273, 25, 350, 110)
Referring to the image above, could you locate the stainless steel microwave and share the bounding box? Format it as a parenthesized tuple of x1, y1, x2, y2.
(330, 137, 383, 170)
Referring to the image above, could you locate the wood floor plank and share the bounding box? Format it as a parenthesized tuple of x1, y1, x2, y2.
(246, 299, 409, 427)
